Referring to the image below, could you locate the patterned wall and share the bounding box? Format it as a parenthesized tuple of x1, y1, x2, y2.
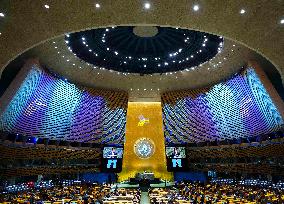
(162, 68, 283, 144)
(119, 102, 172, 181)
(0, 65, 128, 144)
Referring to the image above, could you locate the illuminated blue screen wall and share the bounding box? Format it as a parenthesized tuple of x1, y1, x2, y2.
(0, 65, 127, 144)
(162, 68, 283, 144)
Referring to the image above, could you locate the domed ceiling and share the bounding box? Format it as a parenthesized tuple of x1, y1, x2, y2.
(66, 26, 223, 74)
(0, 0, 283, 90)
(19, 26, 255, 102)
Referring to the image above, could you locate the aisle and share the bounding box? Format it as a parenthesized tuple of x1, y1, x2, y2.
(140, 192, 150, 204)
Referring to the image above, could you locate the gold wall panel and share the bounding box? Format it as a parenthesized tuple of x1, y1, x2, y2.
(119, 102, 173, 181)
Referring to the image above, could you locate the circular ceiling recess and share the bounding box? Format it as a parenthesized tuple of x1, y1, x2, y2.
(66, 26, 223, 74)
(133, 26, 159, 37)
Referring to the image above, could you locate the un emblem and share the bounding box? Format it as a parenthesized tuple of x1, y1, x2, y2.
(134, 138, 155, 159)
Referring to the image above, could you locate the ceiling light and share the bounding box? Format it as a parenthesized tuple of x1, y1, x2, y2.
(0, 13, 5, 17)
(193, 5, 199, 11)
(144, 2, 151, 9)
(95, 3, 100, 8)
(280, 19, 284, 24)
(44, 4, 50, 9)
(240, 9, 246, 14)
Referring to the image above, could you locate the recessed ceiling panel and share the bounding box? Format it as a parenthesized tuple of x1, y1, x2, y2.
(66, 26, 223, 74)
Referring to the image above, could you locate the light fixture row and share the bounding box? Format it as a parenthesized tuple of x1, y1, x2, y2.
(66, 31, 224, 70)
(130, 88, 160, 91)
(0, 3, 283, 39)
(53, 36, 235, 78)
(39, 2, 284, 26)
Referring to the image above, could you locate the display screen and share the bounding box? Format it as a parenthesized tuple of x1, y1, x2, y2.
(103, 147, 123, 158)
(101, 147, 123, 172)
(208, 171, 217, 177)
(166, 147, 186, 158)
(166, 146, 187, 171)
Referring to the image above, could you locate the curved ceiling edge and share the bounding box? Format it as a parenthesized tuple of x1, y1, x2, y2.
(0, 1, 283, 82)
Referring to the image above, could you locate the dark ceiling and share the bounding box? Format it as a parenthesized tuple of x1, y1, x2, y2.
(66, 26, 223, 74)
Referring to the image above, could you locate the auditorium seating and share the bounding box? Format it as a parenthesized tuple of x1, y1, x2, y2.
(103, 188, 141, 204)
(187, 139, 284, 159)
(211, 178, 284, 189)
(0, 143, 101, 178)
(1, 180, 284, 203)
(187, 137, 284, 176)
(149, 188, 191, 203)
(192, 163, 284, 176)
(177, 181, 284, 203)
(0, 183, 141, 204)
(0, 183, 113, 203)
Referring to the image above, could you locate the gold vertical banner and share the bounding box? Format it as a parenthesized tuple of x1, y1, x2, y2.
(118, 102, 173, 181)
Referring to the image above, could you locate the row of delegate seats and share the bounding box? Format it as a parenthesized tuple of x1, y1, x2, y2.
(103, 188, 141, 204)
(177, 181, 284, 203)
(0, 183, 113, 204)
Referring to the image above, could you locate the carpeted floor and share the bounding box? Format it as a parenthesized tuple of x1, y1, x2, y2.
(140, 192, 150, 204)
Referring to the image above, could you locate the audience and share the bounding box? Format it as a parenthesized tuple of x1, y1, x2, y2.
(0, 183, 112, 203)
(176, 181, 284, 204)
(1, 180, 284, 204)
(103, 187, 141, 204)
(0, 182, 141, 204)
(149, 188, 190, 204)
